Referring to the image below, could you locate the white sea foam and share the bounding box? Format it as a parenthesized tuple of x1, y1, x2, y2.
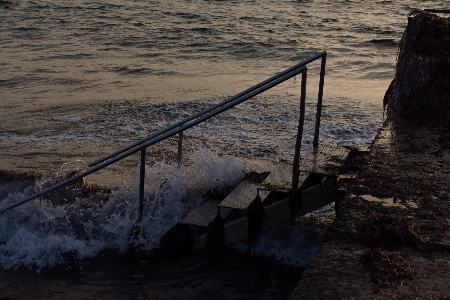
(233, 203, 336, 268)
(0, 96, 384, 159)
(234, 223, 326, 268)
(0, 96, 383, 270)
(54, 115, 87, 123)
(0, 151, 249, 270)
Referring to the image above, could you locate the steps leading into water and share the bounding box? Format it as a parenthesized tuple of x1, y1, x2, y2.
(175, 145, 353, 250)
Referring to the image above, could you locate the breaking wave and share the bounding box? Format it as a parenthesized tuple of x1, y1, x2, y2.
(0, 151, 250, 270)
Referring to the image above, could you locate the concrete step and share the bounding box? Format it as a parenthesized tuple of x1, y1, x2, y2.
(299, 144, 351, 174)
(181, 200, 232, 228)
(218, 181, 270, 210)
(261, 162, 309, 190)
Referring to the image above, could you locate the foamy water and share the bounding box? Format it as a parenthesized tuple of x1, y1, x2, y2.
(2, 0, 446, 270)
(0, 151, 251, 270)
(1, 95, 383, 177)
(0, 95, 383, 270)
(0, 96, 382, 270)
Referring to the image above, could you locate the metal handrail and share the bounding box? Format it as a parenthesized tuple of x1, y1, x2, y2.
(0, 51, 327, 215)
(89, 51, 327, 168)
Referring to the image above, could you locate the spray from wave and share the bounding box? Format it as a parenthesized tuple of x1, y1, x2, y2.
(0, 150, 251, 270)
(0, 96, 384, 270)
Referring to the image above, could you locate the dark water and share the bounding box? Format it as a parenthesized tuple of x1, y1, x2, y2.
(0, 0, 448, 270)
(2, 0, 444, 108)
(2, 0, 444, 175)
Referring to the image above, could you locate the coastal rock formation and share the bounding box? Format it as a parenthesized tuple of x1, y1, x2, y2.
(384, 10, 450, 126)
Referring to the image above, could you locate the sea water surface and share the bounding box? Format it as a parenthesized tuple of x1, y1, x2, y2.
(0, 0, 447, 269)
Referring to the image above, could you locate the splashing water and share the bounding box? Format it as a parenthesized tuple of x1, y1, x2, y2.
(0, 95, 384, 270)
(234, 208, 334, 268)
(0, 150, 249, 270)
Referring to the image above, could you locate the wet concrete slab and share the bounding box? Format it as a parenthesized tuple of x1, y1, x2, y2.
(290, 117, 450, 299)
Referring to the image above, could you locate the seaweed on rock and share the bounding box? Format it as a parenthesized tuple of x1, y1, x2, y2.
(358, 213, 426, 248)
(360, 248, 416, 287)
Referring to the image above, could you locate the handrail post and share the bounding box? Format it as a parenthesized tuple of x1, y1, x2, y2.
(87, 52, 325, 169)
(313, 53, 327, 148)
(177, 131, 183, 165)
(292, 68, 308, 198)
(138, 147, 146, 222)
(0, 53, 324, 215)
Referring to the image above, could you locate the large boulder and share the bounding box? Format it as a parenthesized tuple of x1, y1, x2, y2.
(384, 10, 450, 127)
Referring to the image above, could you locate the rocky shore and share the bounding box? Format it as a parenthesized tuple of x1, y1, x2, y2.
(291, 116, 450, 299)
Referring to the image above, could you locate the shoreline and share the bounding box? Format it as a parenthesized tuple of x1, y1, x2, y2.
(1, 114, 449, 299)
(291, 116, 450, 299)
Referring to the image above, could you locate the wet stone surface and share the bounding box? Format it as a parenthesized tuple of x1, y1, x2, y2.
(291, 117, 450, 299)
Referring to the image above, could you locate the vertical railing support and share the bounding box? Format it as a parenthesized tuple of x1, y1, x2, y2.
(177, 131, 183, 165)
(0, 54, 325, 216)
(138, 147, 146, 222)
(313, 53, 327, 148)
(292, 68, 308, 199)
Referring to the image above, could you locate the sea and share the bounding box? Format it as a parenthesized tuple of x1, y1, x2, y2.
(0, 0, 447, 270)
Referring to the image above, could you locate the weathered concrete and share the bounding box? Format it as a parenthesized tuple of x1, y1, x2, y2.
(291, 117, 450, 299)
